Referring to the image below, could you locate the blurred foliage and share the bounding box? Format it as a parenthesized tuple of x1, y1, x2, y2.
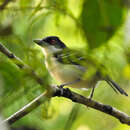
(0, 0, 130, 130)
(80, 0, 125, 49)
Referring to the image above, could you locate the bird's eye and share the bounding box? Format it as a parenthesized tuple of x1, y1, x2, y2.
(50, 39, 56, 44)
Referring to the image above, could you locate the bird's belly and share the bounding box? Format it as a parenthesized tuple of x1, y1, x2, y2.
(45, 57, 93, 89)
(49, 64, 81, 85)
(67, 80, 92, 89)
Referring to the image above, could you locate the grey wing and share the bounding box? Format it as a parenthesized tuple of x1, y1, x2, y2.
(75, 65, 86, 72)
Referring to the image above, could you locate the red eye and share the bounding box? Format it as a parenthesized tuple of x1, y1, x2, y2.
(51, 40, 56, 44)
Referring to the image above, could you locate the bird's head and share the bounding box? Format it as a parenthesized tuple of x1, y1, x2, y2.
(33, 36, 66, 55)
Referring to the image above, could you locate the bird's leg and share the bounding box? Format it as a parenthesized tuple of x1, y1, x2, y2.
(88, 81, 100, 100)
(57, 79, 80, 95)
(89, 87, 95, 100)
(58, 79, 80, 88)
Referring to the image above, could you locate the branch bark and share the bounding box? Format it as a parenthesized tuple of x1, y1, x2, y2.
(1, 87, 130, 125)
(0, 43, 130, 125)
(54, 88, 130, 125)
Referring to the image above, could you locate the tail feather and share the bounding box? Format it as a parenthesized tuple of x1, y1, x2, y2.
(106, 80, 119, 94)
(105, 77, 128, 96)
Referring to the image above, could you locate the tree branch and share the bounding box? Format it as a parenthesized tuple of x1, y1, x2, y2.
(1, 87, 130, 125)
(2, 91, 48, 125)
(0, 43, 46, 88)
(54, 88, 130, 125)
(0, 43, 130, 125)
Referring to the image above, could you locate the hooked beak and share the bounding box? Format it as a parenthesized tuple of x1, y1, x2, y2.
(33, 39, 43, 46)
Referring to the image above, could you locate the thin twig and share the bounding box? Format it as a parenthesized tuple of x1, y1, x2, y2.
(0, 43, 130, 125)
(3, 6, 50, 11)
(0, 43, 44, 87)
(2, 91, 48, 125)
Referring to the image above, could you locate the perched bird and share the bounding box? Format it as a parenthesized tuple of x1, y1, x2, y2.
(33, 36, 128, 99)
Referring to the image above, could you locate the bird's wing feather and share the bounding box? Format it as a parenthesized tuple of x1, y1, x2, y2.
(53, 49, 88, 66)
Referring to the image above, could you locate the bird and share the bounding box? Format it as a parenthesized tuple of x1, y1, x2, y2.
(33, 36, 128, 99)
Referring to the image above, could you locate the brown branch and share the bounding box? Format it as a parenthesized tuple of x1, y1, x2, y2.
(1, 87, 130, 125)
(0, 43, 130, 125)
(54, 88, 130, 125)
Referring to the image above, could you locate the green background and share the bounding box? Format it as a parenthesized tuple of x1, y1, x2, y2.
(0, 0, 130, 130)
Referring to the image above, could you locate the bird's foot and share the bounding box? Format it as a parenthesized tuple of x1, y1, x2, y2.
(59, 84, 65, 89)
(88, 96, 93, 101)
(56, 84, 66, 95)
(55, 85, 71, 97)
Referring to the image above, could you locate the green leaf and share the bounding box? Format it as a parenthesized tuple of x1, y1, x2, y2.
(80, 0, 125, 49)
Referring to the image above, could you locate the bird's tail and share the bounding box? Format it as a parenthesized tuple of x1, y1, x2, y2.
(105, 76, 128, 96)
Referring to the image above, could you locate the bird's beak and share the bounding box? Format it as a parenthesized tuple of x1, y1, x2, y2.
(33, 39, 42, 46)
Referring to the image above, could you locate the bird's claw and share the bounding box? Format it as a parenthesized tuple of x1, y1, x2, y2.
(56, 84, 64, 95)
(59, 84, 65, 89)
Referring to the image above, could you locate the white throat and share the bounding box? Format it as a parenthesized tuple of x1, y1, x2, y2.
(41, 46, 62, 57)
